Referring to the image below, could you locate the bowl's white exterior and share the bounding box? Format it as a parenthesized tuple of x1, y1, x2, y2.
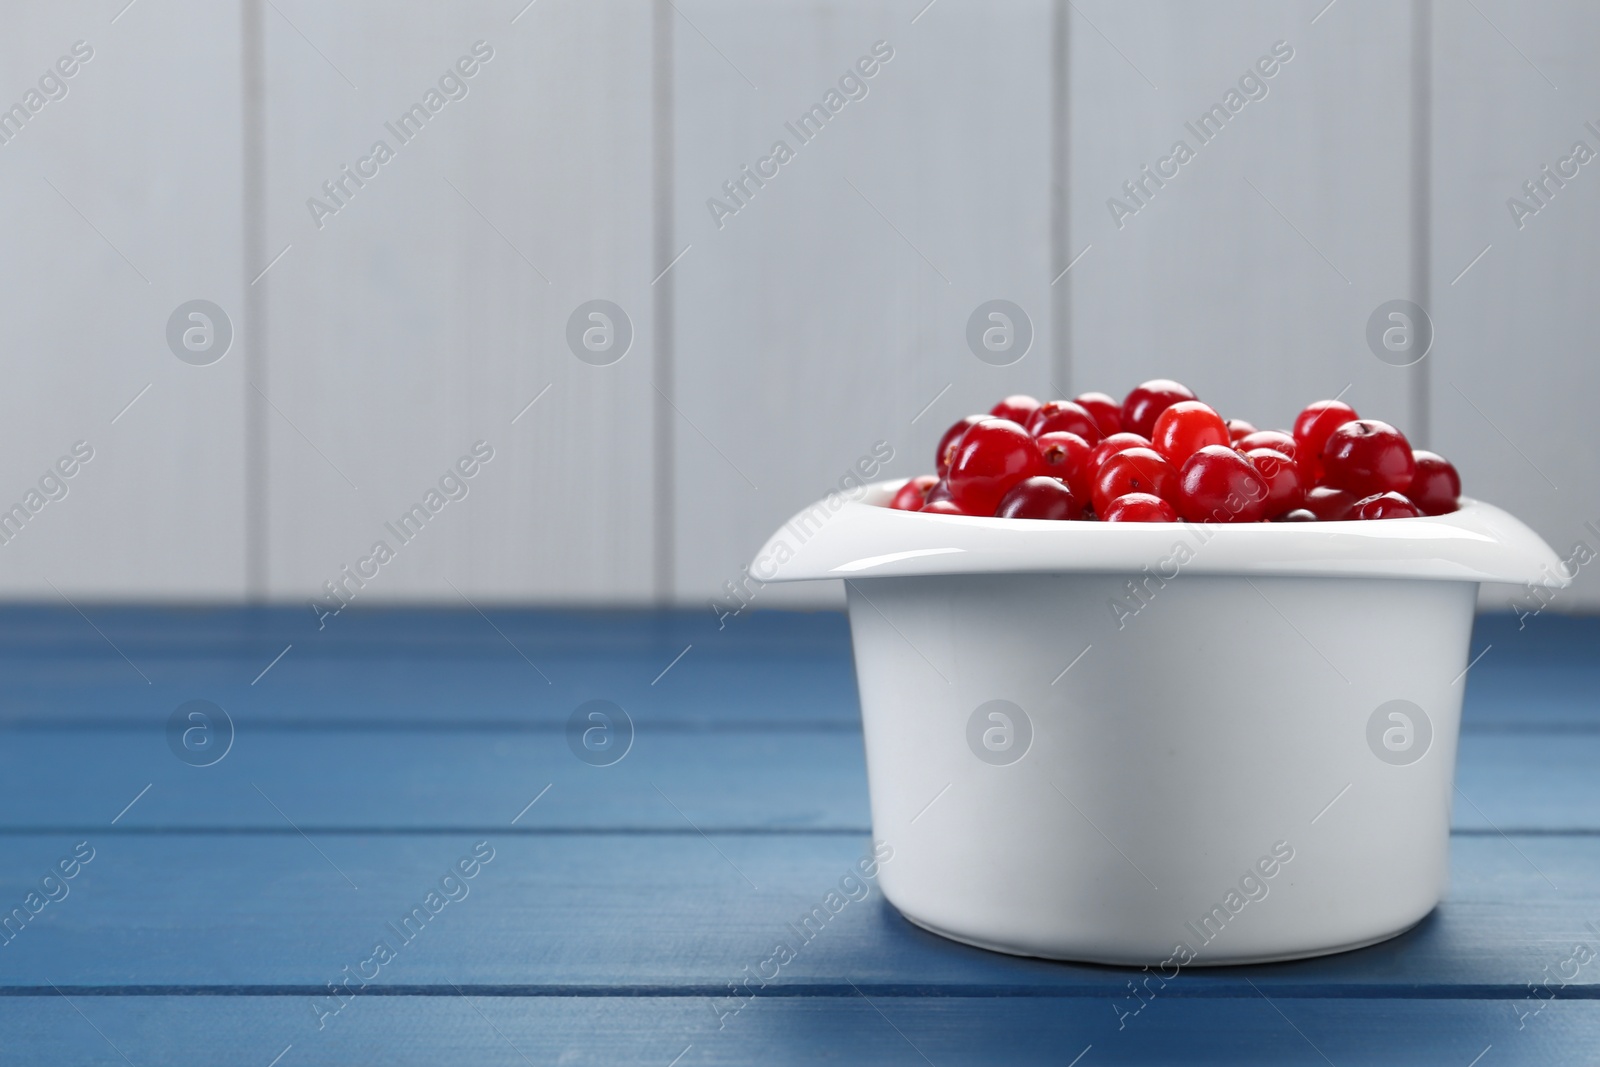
(850, 572, 1469, 964)
(757, 483, 1568, 965)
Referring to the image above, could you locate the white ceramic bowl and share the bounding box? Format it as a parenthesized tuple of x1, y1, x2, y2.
(755, 481, 1567, 966)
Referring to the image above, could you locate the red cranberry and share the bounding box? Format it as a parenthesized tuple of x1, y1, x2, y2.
(936, 415, 985, 476)
(1103, 492, 1177, 523)
(921, 499, 966, 515)
(995, 476, 1082, 520)
(1408, 451, 1461, 515)
(1353, 491, 1422, 520)
(1027, 400, 1104, 444)
(990, 395, 1041, 426)
(1245, 447, 1305, 518)
(1304, 486, 1360, 520)
(1074, 392, 1123, 437)
(946, 419, 1043, 515)
(1093, 447, 1177, 516)
(890, 475, 938, 511)
(1087, 432, 1153, 479)
(1035, 431, 1094, 502)
(1121, 379, 1198, 439)
(1151, 401, 1230, 466)
(1236, 430, 1299, 461)
(1238, 429, 1314, 485)
(1226, 418, 1258, 442)
(1321, 419, 1415, 496)
(1176, 445, 1268, 523)
(1292, 399, 1359, 479)
(1275, 509, 1319, 522)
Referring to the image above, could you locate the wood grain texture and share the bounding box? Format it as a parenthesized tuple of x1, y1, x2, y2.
(0, 611, 862, 729)
(5, 996, 1594, 1065)
(667, 0, 1059, 610)
(256, 0, 658, 604)
(0, 608, 1594, 1062)
(0, 731, 873, 832)
(0, 832, 1596, 991)
(0, 609, 1587, 734)
(0, 0, 248, 598)
(0, 609, 1589, 736)
(1430, 0, 1600, 612)
(0, 728, 1597, 833)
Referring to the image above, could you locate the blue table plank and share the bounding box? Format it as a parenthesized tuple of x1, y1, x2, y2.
(0, 605, 849, 656)
(0, 730, 1594, 833)
(0, 610, 1591, 731)
(0, 607, 1594, 1065)
(4, 995, 1594, 1066)
(0, 732, 871, 832)
(0, 652, 862, 728)
(0, 603, 1578, 663)
(0, 655, 865, 733)
(0, 832, 1596, 993)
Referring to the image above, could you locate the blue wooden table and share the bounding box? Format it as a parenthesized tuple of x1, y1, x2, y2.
(1, 605, 1596, 1064)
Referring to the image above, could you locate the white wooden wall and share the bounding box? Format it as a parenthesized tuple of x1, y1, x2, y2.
(1430, 0, 1600, 614)
(0, 0, 247, 599)
(0, 0, 1594, 611)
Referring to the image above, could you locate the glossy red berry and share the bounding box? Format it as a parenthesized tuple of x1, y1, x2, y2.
(1074, 392, 1123, 437)
(1304, 486, 1360, 521)
(946, 419, 1044, 515)
(936, 415, 985, 476)
(995, 476, 1082, 520)
(1087, 432, 1153, 480)
(1239, 430, 1313, 484)
(1121, 379, 1198, 439)
(990, 395, 1041, 426)
(1151, 400, 1230, 466)
(1321, 419, 1415, 496)
(1353, 491, 1422, 520)
(1237, 429, 1296, 451)
(890, 475, 938, 511)
(1236, 430, 1298, 459)
(1408, 451, 1461, 515)
(1102, 492, 1177, 523)
(1176, 445, 1268, 523)
(920, 391, 1454, 524)
(1035, 431, 1094, 502)
(1292, 399, 1359, 477)
(1245, 448, 1305, 518)
(1093, 447, 1177, 516)
(1027, 400, 1104, 444)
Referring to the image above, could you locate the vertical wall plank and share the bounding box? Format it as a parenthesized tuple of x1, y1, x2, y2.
(1431, 0, 1600, 612)
(258, 0, 657, 607)
(0, 0, 247, 598)
(669, 0, 1058, 611)
(1067, 0, 1418, 438)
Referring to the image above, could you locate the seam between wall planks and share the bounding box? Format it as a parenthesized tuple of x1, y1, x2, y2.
(652, 0, 676, 606)
(240, 0, 268, 600)
(1410, 0, 1432, 448)
(1050, 0, 1071, 397)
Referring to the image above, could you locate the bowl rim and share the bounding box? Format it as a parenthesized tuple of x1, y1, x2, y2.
(751, 478, 1571, 587)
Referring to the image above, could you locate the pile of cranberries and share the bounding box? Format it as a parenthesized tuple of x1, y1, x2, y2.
(890, 381, 1461, 523)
